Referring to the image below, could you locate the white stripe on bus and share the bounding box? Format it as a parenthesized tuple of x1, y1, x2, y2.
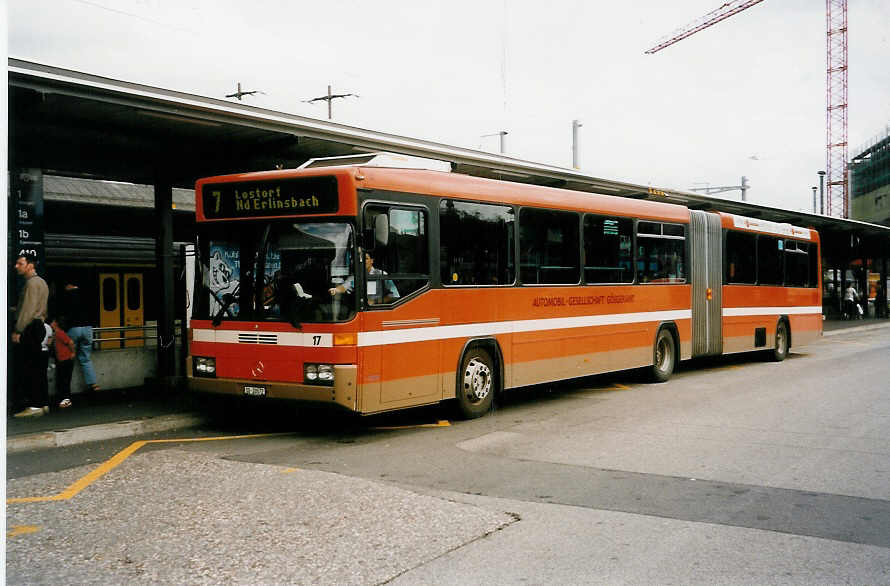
(721, 306, 822, 317)
(193, 306, 821, 349)
(193, 309, 692, 348)
(357, 309, 692, 347)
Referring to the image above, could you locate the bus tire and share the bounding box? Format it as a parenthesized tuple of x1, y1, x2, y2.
(456, 347, 496, 419)
(772, 319, 789, 362)
(649, 328, 676, 383)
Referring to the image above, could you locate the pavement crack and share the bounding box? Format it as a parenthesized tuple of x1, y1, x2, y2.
(378, 509, 521, 585)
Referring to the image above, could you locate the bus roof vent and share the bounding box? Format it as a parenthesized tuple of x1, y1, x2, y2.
(297, 152, 452, 173)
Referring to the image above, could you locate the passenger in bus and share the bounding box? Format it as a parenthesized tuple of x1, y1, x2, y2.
(328, 251, 399, 304)
(272, 255, 327, 322)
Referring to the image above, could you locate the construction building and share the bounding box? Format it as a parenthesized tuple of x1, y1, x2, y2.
(850, 126, 890, 226)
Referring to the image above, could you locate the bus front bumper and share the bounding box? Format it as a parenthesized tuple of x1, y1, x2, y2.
(187, 363, 358, 413)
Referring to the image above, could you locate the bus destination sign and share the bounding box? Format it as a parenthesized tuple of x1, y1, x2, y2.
(201, 176, 339, 219)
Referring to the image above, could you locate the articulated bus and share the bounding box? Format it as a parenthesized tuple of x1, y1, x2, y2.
(187, 153, 822, 418)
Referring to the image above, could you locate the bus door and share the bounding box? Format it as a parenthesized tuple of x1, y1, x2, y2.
(689, 210, 723, 356)
(359, 203, 439, 411)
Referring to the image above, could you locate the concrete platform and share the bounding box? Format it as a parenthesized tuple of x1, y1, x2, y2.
(6, 386, 207, 453)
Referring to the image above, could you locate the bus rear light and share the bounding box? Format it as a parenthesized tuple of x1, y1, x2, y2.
(706, 287, 713, 301)
(333, 333, 357, 346)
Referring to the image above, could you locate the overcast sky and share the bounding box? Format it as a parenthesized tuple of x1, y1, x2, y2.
(7, 0, 890, 213)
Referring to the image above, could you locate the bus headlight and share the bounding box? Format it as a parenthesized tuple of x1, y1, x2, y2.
(194, 356, 216, 377)
(304, 363, 334, 386)
(318, 364, 334, 382)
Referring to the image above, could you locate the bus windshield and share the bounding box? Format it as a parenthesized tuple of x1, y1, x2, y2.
(194, 220, 356, 325)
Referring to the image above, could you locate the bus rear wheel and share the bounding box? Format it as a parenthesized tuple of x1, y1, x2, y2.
(649, 328, 676, 383)
(772, 320, 789, 362)
(456, 347, 496, 419)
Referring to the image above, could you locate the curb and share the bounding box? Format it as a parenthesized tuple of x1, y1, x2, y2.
(823, 321, 890, 337)
(7, 413, 209, 454)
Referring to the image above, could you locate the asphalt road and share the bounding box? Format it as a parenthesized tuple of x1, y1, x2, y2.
(7, 327, 890, 584)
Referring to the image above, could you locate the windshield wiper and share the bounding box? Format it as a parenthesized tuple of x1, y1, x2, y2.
(211, 285, 240, 326)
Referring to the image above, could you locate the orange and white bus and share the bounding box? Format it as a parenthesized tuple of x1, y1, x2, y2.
(186, 153, 822, 418)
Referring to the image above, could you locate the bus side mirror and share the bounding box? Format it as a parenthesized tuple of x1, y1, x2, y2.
(374, 214, 390, 247)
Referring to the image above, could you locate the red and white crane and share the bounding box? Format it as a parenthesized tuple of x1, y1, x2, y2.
(825, 0, 848, 218)
(646, 0, 849, 218)
(644, 1, 765, 55)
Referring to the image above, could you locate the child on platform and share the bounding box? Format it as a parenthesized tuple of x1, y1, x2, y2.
(51, 318, 76, 408)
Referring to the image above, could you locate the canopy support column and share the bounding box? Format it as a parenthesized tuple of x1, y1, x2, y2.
(155, 179, 176, 386)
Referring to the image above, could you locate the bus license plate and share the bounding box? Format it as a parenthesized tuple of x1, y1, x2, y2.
(243, 386, 266, 397)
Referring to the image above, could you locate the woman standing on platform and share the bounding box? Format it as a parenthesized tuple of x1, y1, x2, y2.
(843, 283, 861, 320)
(876, 282, 888, 319)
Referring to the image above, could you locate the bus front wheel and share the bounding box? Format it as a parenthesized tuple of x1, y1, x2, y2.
(456, 347, 496, 419)
(649, 328, 676, 383)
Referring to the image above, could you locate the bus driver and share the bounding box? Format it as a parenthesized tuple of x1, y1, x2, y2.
(329, 251, 399, 305)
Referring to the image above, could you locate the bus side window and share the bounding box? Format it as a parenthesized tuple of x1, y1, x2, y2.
(725, 231, 756, 284)
(809, 242, 820, 288)
(584, 214, 633, 284)
(636, 222, 686, 284)
(440, 199, 515, 286)
(519, 208, 580, 285)
(363, 205, 429, 303)
(757, 235, 783, 286)
(785, 240, 809, 287)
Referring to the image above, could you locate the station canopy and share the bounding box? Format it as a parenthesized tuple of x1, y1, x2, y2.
(9, 57, 890, 247)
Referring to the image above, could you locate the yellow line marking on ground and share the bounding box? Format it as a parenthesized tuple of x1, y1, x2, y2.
(586, 383, 631, 392)
(7, 525, 40, 538)
(281, 468, 299, 474)
(369, 420, 451, 431)
(7, 433, 290, 505)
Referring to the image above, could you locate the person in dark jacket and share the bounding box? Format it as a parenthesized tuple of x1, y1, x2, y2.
(876, 282, 888, 319)
(61, 283, 100, 392)
(11, 253, 49, 417)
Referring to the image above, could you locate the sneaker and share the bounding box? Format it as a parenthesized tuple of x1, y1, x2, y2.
(13, 407, 45, 418)
(59, 398, 72, 409)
